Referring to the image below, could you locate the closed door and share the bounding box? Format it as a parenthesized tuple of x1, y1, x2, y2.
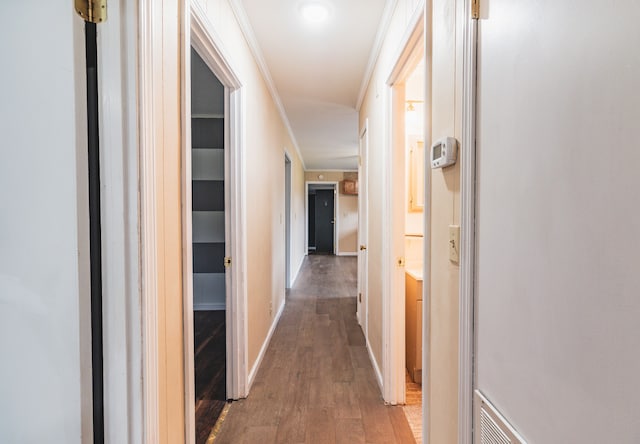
(357, 126, 368, 329)
(315, 189, 335, 254)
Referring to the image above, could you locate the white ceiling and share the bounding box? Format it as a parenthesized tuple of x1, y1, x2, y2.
(237, 0, 390, 170)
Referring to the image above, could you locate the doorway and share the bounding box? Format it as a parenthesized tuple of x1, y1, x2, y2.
(315, 189, 335, 254)
(402, 56, 427, 443)
(285, 154, 292, 287)
(357, 122, 369, 333)
(306, 183, 338, 255)
(190, 47, 227, 443)
(382, 6, 430, 442)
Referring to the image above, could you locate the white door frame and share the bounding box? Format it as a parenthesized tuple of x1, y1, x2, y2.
(284, 150, 292, 288)
(305, 181, 340, 256)
(357, 121, 369, 335)
(458, 0, 478, 442)
(183, 2, 248, 442)
(382, 2, 426, 406)
(96, 0, 144, 441)
(183, 1, 248, 412)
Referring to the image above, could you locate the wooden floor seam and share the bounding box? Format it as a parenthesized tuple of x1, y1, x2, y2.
(214, 255, 416, 444)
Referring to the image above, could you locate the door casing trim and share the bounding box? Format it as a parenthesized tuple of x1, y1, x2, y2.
(458, 0, 478, 442)
(382, 0, 427, 407)
(184, 2, 249, 437)
(357, 120, 369, 338)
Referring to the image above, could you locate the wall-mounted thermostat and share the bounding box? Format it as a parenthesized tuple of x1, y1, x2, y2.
(431, 137, 458, 169)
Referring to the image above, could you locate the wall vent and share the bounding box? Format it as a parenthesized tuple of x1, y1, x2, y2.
(475, 391, 527, 444)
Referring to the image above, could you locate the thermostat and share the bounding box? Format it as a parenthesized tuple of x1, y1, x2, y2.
(431, 137, 458, 169)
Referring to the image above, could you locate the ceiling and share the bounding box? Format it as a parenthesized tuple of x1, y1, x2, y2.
(236, 0, 391, 170)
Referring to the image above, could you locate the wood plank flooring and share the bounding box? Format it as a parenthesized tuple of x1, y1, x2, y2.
(215, 255, 416, 443)
(403, 371, 422, 443)
(194, 310, 227, 444)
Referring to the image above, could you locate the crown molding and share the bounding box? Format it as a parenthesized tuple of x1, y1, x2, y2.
(355, 0, 399, 111)
(228, 0, 306, 170)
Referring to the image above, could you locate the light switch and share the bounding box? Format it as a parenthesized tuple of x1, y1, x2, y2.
(449, 225, 460, 263)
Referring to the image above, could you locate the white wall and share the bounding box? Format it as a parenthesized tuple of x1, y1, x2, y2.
(476, 1, 640, 442)
(0, 3, 92, 443)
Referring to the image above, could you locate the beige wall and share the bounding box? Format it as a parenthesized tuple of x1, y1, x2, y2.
(304, 171, 359, 255)
(153, 1, 185, 441)
(153, 1, 306, 441)
(359, 0, 462, 442)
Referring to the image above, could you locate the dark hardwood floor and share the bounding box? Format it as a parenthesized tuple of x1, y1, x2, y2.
(194, 310, 226, 444)
(215, 255, 415, 443)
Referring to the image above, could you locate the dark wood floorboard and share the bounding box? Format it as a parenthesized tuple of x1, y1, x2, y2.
(194, 310, 226, 444)
(216, 255, 415, 444)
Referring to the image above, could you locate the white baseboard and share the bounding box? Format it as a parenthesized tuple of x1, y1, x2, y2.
(366, 336, 384, 392)
(193, 302, 225, 311)
(247, 298, 286, 390)
(290, 255, 305, 287)
(337, 252, 357, 257)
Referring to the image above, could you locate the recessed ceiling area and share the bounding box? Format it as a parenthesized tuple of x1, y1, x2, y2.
(237, 0, 389, 170)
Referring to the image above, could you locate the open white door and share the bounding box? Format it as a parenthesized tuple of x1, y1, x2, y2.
(357, 123, 369, 332)
(0, 3, 94, 442)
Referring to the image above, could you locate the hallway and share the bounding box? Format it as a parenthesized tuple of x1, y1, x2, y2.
(214, 256, 415, 443)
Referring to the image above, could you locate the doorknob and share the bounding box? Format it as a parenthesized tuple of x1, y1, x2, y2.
(330, 219, 335, 224)
(360, 245, 367, 251)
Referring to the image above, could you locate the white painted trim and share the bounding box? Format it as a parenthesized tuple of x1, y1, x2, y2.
(190, 1, 249, 404)
(229, 84, 249, 400)
(138, 0, 160, 441)
(291, 255, 305, 287)
(357, 120, 370, 338)
(382, 3, 426, 406)
(194, 303, 227, 311)
(227, 0, 306, 170)
(305, 181, 340, 255)
(337, 252, 358, 257)
(99, 0, 143, 441)
(366, 336, 384, 392)
(181, 6, 196, 443)
(422, 2, 433, 442)
(247, 299, 286, 389)
(284, 149, 293, 288)
(458, 0, 477, 442)
(356, 0, 399, 111)
(386, 0, 426, 85)
(191, 2, 241, 88)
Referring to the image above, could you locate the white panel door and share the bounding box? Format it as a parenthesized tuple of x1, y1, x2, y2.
(0, 3, 91, 443)
(357, 127, 369, 333)
(475, 1, 640, 443)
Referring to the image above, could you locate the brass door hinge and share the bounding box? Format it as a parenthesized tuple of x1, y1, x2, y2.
(75, 0, 107, 23)
(224, 257, 232, 268)
(472, 0, 480, 19)
(397, 257, 405, 267)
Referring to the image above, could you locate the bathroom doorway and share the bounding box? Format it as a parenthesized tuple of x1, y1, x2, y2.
(402, 56, 427, 442)
(384, 11, 429, 442)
